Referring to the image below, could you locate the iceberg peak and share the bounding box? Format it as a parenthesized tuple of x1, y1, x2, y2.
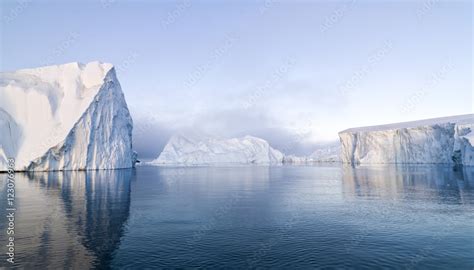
(0, 61, 135, 171)
(150, 134, 284, 165)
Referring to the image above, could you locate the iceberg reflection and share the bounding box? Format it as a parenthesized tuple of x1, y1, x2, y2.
(341, 164, 474, 204)
(0, 169, 133, 269)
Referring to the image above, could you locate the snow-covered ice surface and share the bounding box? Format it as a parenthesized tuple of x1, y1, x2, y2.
(454, 122, 474, 166)
(150, 134, 284, 165)
(0, 62, 135, 171)
(283, 143, 341, 164)
(309, 143, 341, 162)
(151, 134, 342, 166)
(339, 114, 474, 165)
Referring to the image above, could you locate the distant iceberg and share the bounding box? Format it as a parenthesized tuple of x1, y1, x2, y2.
(283, 143, 341, 164)
(150, 134, 284, 165)
(0, 62, 136, 171)
(150, 134, 343, 166)
(339, 114, 474, 165)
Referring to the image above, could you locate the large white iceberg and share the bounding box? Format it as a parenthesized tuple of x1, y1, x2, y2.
(0, 62, 136, 171)
(150, 134, 284, 165)
(339, 114, 474, 165)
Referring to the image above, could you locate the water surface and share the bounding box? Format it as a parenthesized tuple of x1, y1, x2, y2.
(0, 165, 473, 269)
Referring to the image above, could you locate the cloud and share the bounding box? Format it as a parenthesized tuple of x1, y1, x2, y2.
(132, 113, 177, 159)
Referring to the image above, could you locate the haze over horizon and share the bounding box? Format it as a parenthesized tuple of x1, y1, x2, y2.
(1, 0, 472, 157)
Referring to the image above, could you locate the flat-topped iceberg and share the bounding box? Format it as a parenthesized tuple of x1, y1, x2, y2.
(0, 61, 136, 171)
(339, 114, 474, 165)
(150, 134, 284, 165)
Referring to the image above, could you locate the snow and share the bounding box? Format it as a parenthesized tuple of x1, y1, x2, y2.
(283, 143, 341, 164)
(0, 61, 135, 171)
(150, 134, 284, 165)
(339, 114, 474, 165)
(340, 114, 473, 133)
(453, 123, 474, 166)
(151, 134, 342, 166)
(460, 129, 474, 145)
(309, 143, 341, 162)
(0, 109, 21, 169)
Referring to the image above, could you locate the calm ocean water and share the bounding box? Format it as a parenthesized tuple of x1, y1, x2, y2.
(0, 164, 473, 269)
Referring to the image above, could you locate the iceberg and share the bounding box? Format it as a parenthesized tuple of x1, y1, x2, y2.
(339, 114, 474, 165)
(309, 143, 341, 163)
(283, 143, 341, 164)
(150, 134, 284, 165)
(0, 62, 136, 171)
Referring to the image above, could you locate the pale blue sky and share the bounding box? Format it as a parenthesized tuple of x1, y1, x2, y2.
(1, 0, 472, 156)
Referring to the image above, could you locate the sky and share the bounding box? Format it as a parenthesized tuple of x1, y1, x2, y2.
(1, 0, 472, 157)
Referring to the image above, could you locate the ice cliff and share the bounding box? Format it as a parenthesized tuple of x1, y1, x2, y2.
(0, 62, 135, 171)
(150, 134, 284, 165)
(339, 114, 474, 165)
